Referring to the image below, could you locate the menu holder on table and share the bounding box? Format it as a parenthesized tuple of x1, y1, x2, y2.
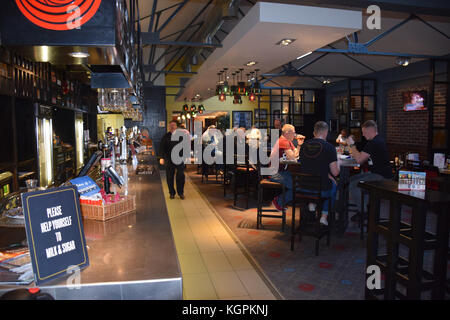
(398, 170, 426, 191)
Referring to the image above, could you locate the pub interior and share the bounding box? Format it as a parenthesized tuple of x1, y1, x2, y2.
(0, 0, 449, 301)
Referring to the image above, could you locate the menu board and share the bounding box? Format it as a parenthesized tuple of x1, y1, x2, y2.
(21, 186, 89, 285)
(398, 171, 426, 191)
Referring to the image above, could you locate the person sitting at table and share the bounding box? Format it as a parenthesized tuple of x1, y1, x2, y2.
(269, 124, 302, 211)
(347, 120, 393, 222)
(268, 119, 283, 145)
(336, 129, 349, 148)
(298, 121, 340, 226)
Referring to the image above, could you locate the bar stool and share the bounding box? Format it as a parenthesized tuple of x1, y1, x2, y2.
(360, 188, 370, 240)
(256, 165, 287, 231)
(201, 144, 218, 183)
(232, 155, 257, 209)
(291, 172, 332, 255)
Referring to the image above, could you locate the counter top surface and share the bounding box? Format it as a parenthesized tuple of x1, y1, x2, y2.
(358, 179, 450, 206)
(0, 154, 181, 289)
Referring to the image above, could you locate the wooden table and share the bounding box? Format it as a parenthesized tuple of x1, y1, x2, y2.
(358, 180, 450, 300)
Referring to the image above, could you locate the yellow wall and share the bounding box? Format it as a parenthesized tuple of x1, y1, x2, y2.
(164, 61, 270, 129)
(97, 114, 124, 141)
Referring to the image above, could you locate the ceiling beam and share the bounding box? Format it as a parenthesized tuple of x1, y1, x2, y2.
(314, 48, 446, 60)
(141, 34, 222, 48)
(157, 0, 189, 34)
(143, 65, 197, 74)
(297, 0, 450, 17)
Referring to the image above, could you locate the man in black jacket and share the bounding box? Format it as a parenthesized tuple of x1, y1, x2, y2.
(159, 121, 186, 199)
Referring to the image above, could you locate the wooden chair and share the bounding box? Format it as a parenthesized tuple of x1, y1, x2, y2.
(291, 172, 333, 255)
(256, 163, 287, 231)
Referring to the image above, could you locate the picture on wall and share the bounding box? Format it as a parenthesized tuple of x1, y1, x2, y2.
(232, 111, 253, 129)
(254, 109, 267, 120)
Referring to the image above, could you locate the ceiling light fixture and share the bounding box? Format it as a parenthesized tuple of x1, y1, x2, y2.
(296, 51, 313, 60)
(277, 38, 296, 46)
(396, 57, 411, 67)
(69, 52, 90, 58)
(246, 61, 257, 67)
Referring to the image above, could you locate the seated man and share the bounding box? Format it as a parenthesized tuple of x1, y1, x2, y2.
(299, 121, 340, 226)
(347, 120, 393, 221)
(336, 128, 349, 153)
(269, 124, 302, 211)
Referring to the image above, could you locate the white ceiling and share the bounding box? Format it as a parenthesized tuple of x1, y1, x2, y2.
(176, 2, 362, 100)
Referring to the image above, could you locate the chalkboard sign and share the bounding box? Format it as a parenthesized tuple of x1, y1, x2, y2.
(21, 186, 89, 285)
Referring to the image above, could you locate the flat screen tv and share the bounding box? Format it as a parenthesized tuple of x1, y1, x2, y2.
(403, 90, 427, 111)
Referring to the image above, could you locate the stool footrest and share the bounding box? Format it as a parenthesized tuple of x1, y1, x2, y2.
(259, 214, 285, 218)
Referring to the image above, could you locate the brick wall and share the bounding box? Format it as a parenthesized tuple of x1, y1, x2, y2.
(385, 78, 447, 160)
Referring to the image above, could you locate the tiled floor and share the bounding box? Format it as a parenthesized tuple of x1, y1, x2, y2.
(160, 171, 282, 300)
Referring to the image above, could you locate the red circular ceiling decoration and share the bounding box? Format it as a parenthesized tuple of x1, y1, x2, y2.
(15, 0, 102, 31)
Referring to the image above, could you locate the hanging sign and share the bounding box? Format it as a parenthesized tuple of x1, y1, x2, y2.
(14, 0, 102, 31)
(0, 1, 114, 46)
(21, 186, 89, 285)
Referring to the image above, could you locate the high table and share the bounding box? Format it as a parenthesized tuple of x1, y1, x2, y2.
(0, 154, 182, 300)
(358, 180, 450, 300)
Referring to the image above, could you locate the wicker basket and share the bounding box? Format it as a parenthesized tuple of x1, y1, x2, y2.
(80, 195, 136, 221)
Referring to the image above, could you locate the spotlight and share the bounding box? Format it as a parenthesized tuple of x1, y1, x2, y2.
(396, 57, 411, 67)
(277, 38, 296, 46)
(249, 93, 256, 102)
(190, 104, 196, 111)
(246, 61, 257, 66)
(186, 113, 191, 119)
(219, 93, 226, 101)
(183, 104, 189, 111)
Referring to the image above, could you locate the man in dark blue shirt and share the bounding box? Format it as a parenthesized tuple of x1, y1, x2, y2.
(299, 121, 340, 226)
(347, 120, 392, 221)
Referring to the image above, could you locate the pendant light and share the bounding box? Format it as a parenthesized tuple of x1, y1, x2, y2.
(222, 68, 229, 94)
(230, 72, 237, 96)
(238, 68, 247, 96)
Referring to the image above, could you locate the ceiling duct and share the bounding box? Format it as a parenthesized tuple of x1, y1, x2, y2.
(182, 0, 242, 72)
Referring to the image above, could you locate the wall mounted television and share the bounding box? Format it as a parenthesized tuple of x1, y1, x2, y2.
(403, 90, 427, 111)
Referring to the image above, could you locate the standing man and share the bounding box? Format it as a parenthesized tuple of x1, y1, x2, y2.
(159, 121, 186, 200)
(347, 120, 392, 221)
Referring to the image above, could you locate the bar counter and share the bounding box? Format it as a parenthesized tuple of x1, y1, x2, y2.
(0, 155, 182, 300)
